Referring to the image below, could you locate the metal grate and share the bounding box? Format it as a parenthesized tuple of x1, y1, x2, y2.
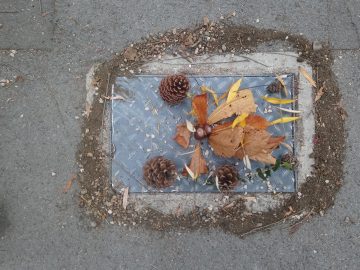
(111, 75, 297, 193)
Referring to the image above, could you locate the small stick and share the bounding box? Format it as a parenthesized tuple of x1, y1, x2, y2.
(38, 0, 43, 14)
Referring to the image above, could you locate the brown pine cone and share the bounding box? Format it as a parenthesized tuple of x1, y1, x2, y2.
(214, 165, 240, 192)
(159, 74, 190, 104)
(266, 79, 283, 94)
(143, 156, 177, 188)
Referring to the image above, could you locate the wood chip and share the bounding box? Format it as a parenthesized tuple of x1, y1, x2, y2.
(122, 187, 129, 210)
(63, 174, 76, 193)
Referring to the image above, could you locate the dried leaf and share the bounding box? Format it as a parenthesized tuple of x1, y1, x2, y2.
(275, 75, 288, 97)
(192, 94, 208, 126)
(173, 123, 191, 148)
(261, 96, 296, 105)
(243, 155, 252, 170)
(315, 86, 325, 102)
(184, 144, 208, 179)
(208, 89, 257, 124)
(245, 114, 270, 129)
(201, 85, 219, 106)
(209, 122, 244, 157)
(227, 79, 242, 103)
(186, 120, 196, 132)
(270, 117, 300, 126)
(184, 164, 196, 179)
(63, 174, 76, 193)
(275, 107, 302, 114)
(299, 66, 317, 87)
(235, 128, 285, 164)
(231, 113, 249, 128)
(122, 187, 129, 210)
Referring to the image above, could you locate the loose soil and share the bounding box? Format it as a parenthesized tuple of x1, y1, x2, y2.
(76, 21, 345, 236)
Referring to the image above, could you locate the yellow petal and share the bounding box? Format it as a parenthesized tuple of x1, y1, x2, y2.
(261, 96, 296, 105)
(201, 85, 219, 106)
(231, 113, 249, 128)
(270, 117, 300, 126)
(227, 79, 242, 103)
(299, 66, 317, 88)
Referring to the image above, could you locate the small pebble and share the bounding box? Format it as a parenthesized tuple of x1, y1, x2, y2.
(90, 221, 97, 228)
(312, 41, 322, 51)
(51, 172, 56, 176)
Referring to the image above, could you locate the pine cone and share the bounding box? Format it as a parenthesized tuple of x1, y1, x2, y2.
(266, 79, 283, 94)
(214, 165, 240, 192)
(143, 156, 177, 188)
(159, 74, 190, 104)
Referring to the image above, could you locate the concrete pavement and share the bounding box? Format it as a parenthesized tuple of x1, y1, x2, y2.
(0, 0, 359, 269)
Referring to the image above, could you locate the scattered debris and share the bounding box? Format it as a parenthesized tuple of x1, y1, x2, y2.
(315, 86, 325, 102)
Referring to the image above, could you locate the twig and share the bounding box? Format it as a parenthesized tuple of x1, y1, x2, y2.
(0, 11, 19, 13)
(38, 0, 43, 14)
(100, 73, 111, 144)
(240, 216, 289, 238)
(289, 208, 314, 234)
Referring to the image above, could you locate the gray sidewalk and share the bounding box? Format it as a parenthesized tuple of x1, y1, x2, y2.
(0, 0, 359, 269)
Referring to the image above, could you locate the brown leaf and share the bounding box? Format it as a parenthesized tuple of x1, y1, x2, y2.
(235, 128, 285, 164)
(123, 47, 138, 61)
(208, 122, 244, 157)
(208, 89, 257, 125)
(173, 123, 191, 149)
(315, 86, 325, 102)
(122, 187, 129, 210)
(245, 114, 269, 130)
(299, 66, 317, 88)
(192, 93, 208, 126)
(63, 174, 76, 193)
(184, 144, 208, 178)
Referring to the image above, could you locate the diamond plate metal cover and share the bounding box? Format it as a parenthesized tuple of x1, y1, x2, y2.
(112, 75, 297, 193)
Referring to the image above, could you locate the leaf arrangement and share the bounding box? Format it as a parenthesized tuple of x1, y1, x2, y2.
(146, 75, 301, 191)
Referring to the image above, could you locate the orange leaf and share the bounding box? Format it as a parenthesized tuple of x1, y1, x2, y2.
(245, 114, 270, 130)
(173, 123, 191, 148)
(208, 122, 244, 158)
(192, 94, 208, 126)
(183, 144, 208, 179)
(208, 89, 257, 125)
(235, 128, 284, 164)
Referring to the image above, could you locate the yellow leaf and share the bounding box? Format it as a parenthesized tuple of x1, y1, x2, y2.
(275, 75, 288, 97)
(201, 85, 219, 106)
(226, 79, 242, 103)
(299, 66, 317, 88)
(270, 117, 300, 126)
(231, 113, 249, 128)
(261, 96, 296, 105)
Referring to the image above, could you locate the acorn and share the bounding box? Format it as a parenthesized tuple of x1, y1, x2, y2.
(214, 165, 240, 192)
(204, 124, 212, 136)
(159, 74, 190, 104)
(266, 79, 283, 94)
(194, 127, 206, 140)
(143, 156, 177, 188)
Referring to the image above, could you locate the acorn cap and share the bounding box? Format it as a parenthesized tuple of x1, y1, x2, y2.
(143, 156, 177, 188)
(214, 165, 240, 192)
(159, 74, 190, 104)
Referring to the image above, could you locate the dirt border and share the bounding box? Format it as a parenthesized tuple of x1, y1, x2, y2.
(76, 22, 345, 236)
